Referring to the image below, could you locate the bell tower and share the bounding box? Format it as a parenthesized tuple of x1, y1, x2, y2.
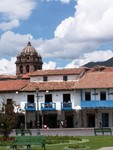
(15, 41, 43, 75)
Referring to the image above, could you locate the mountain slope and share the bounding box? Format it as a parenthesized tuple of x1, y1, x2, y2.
(83, 57, 113, 68)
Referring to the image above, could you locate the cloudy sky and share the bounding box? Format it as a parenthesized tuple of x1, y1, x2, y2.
(0, 0, 113, 75)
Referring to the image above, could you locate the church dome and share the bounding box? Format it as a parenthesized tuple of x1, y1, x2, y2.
(21, 41, 37, 55)
(16, 41, 43, 75)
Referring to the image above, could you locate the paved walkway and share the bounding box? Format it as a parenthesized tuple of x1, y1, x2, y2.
(11, 128, 95, 136)
(98, 147, 113, 150)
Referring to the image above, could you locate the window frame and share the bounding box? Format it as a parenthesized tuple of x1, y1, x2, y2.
(85, 91, 91, 101)
(43, 76, 48, 81)
(100, 91, 106, 100)
(63, 75, 68, 81)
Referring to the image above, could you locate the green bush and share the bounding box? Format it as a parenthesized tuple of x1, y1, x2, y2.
(68, 144, 85, 149)
(0, 136, 15, 146)
(46, 135, 82, 145)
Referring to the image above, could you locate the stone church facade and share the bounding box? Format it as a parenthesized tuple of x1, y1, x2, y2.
(15, 41, 43, 75)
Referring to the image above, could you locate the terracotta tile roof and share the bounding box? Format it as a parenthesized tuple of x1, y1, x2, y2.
(21, 81, 77, 92)
(30, 67, 88, 76)
(74, 72, 113, 89)
(22, 73, 31, 79)
(0, 74, 17, 79)
(88, 65, 106, 72)
(102, 67, 113, 72)
(0, 80, 29, 92)
(88, 66, 113, 73)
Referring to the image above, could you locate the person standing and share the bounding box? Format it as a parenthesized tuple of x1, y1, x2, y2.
(20, 122, 24, 136)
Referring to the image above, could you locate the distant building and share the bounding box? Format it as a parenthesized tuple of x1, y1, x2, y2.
(15, 41, 43, 75)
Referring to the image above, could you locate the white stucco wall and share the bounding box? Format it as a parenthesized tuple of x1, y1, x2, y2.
(37, 90, 81, 110)
(0, 92, 27, 113)
(73, 90, 81, 107)
(82, 88, 113, 101)
(0, 89, 81, 112)
(30, 74, 80, 82)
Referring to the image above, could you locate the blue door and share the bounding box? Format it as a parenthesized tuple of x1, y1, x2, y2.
(102, 113, 109, 127)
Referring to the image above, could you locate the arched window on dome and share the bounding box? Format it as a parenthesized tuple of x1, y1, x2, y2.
(26, 65, 29, 73)
(20, 65, 23, 74)
(34, 65, 37, 71)
(38, 66, 41, 70)
(27, 57, 29, 60)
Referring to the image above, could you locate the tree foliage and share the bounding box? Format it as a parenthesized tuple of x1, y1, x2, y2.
(0, 100, 16, 137)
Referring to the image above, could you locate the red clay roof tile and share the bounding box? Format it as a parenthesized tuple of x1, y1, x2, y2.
(0, 80, 29, 92)
(21, 81, 77, 91)
(0, 74, 17, 79)
(29, 67, 87, 76)
(75, 72, 113, 89)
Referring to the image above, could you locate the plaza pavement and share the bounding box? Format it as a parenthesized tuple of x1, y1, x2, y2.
(98, 148, 113, 150)
(32, 128, 95, 136)
(11, 128, 95, 136)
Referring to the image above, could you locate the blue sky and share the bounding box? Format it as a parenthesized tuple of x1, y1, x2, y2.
(12, 0, 76, 39)
(0, 0, 113, 75)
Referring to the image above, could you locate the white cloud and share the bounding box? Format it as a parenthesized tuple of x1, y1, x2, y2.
(0, 57, 16, 75)
(0, 31, 31, 58)
(73, 0, 113, 41)
(1, 0, 113, 60)
(54, 17, 74, 38)
(38, 37, 98, 59)
(53, 0, 113, 55)
(37, 0, 113, 60)
(59, 0, 71, 3)
(65, 50, 113, 68)
(0, 19, 19, 31)
(0, 31, 43, 58)
(43, 61, 57, 70)
(0, 58, 57, 75)
(1, 50, 113, 75)
(1, 0, 113, 74)
(0, 0, 36, 30)
(42, 0, 71, 3)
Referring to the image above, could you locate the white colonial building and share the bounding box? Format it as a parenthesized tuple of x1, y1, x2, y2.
(75, 70, 113, 128)
(0, 42, 113, 129)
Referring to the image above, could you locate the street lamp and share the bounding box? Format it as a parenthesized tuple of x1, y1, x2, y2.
(36, 88, 40, 135)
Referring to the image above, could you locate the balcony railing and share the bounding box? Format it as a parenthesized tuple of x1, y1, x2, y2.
(61, 102, 72, 110)
(25, 103, 36, 111)
(41, 102, 56, 111)
(81, 100, 113, 108)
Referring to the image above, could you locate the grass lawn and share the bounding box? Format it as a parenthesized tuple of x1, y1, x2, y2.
(0, 136, 113, 150)
(35, 136, 113, 150)
(77, 136, 113, 150)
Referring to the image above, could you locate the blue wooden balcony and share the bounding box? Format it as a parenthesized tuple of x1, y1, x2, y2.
(41, 102, 56, 111)
(25, 103, 36, 111)
(81, 100, 113, 108)
(61, 102, 72, 110)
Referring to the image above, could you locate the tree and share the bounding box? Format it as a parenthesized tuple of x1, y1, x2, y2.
(0, 100, 16, 137)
